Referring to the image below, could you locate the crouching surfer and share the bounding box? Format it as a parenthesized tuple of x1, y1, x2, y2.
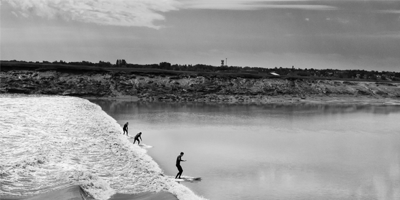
(133, 132, 143, 145)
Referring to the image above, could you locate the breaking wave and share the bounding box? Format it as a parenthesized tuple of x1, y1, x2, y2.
(0, 94, 205, 200)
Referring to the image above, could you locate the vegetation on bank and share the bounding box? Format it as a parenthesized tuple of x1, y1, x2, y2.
(2, 60, 400, 102)
(1, 60, 400, 82)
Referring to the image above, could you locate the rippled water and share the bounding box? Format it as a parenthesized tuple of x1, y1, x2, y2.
(91, 100, 400, 200)
(0, 95, 203, 200)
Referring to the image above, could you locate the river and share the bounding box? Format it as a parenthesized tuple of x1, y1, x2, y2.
(91, 100, 400, 200)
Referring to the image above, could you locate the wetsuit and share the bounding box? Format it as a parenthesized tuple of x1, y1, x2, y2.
(133, 133, 142, 144)
(123, 123, 128, 135)
(175, 155, 183, 179)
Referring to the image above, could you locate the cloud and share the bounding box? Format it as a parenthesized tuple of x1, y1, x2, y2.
(0, 0, 342, 28)
(376, 10, 400, 14)
(361, 32, 400, 39)
(315, 31, 400, 39)
(181, 0, 337, 10)
(0, 0, 180, 29)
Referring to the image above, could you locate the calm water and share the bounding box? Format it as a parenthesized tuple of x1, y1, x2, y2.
(90, 100, 400, 200)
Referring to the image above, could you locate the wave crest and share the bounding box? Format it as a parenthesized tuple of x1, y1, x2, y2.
(0, 95, 205, 200)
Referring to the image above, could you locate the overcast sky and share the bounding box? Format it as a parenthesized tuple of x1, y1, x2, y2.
(1, 0, 400, 71)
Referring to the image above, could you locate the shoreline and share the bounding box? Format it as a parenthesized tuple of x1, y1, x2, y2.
(3, 93, 400, 106)
(83, 94, 400, 105)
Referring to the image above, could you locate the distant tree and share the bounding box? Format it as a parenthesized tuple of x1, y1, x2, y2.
(160, 62, 172, 69)
(116, 59, 127, 67)
(99, 61, 112, 67)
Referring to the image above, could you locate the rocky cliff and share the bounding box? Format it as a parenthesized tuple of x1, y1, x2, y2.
(2, 70, 400, 104)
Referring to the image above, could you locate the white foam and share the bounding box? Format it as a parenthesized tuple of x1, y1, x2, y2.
(0, 94, 206, 200)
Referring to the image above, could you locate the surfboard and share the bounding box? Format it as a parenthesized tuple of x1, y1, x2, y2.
(139, 144, 153, 149)
(127, 138, 152, 148)
(172, 176, 202, 182)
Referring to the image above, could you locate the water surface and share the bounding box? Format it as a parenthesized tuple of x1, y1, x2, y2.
(91, 100, 400, 200)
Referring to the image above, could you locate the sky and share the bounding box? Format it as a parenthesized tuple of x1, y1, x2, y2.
(1, 0, 400, 72)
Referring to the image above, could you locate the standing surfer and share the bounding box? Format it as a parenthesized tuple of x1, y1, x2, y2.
(133, 132, 143, 145)
(175, 152, 186, 179)
(123, 122, 129, 136)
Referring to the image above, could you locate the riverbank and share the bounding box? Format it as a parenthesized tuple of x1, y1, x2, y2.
(84, 95, 400, 105)
(1, 70, 400, 105)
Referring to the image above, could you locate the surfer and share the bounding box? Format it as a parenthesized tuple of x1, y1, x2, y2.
(133, 132, 142, 145)
(123, 122, 129, 136)
(175, 152, 186, 179)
